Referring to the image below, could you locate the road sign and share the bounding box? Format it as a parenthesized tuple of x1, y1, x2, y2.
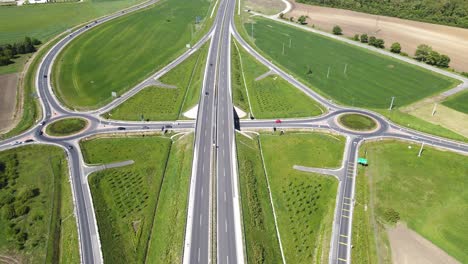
(111, 92, 117, 97)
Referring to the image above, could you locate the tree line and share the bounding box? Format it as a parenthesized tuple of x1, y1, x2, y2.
(295, 0, 468, 28)
(0, 36, 41, 66)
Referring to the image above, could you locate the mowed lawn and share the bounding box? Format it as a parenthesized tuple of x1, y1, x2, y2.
(259, 132, 345, 263)
(82, 134, 193, 263)
(246, 18, 459, 109)
(0, 145, 79, 263)
(442, 90, 468, 114)
(0, 0, 145, 44)
(108, 43, 208, 121)
(232, 40, 324, 118)
(356, 141, 468, 262)
(53, 0, 211, 109)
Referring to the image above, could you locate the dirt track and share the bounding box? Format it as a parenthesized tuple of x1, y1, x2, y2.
(388, 223, 460, 264)
(287, 2, 468, 72)
(0, 73, 18, 132)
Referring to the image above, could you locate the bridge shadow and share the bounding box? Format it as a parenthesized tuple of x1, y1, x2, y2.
(233, 108, 240, 130)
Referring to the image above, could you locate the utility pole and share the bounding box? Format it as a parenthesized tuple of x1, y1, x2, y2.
(327, 66, 330, 79)
(432, 103, 437, 116)
(388, 96, 395, 110)
(344, 63, 348, 75)
(418, 142, 424, 157)
(289, 38, 291, 48)
(282, 42, 285, 55)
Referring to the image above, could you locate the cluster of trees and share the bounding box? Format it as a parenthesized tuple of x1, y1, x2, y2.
(0, 36, 41, 66)
(414, 44, 451, 67)
(295, 0, 468, 28)
(352, 33, 385, 49)
(0, 155, 40, 249)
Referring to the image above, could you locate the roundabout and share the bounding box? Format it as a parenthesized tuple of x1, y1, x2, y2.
(45, 117, 89, 137)
(337, 113, 378, 132)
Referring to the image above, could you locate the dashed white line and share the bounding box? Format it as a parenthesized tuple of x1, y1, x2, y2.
(200, 214, 203, 226)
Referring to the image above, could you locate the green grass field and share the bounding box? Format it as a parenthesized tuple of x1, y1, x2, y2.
(107, 43, 208, 121)
(232, 39, 323, 118)
(0, 0, 146, 45)
(0, 145, 79, 263)
(82, 136, 172, 263)
(244, 18, 458, 109)
(53, 0, 211, 109)
(355, 141, 468, 262)
(442, 90, 468, 114)
(339, 114, 376, 131)
(236, 133, 283, 263)
(46, 118, 87, 136)
(259, 132, 344, 263)
(145, 133, 193, 263)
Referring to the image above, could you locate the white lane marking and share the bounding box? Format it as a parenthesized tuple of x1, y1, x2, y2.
(223, 149, 225, 157)
(201, 187, 204, 197)
(200, 214, 203, 226)
(204, 146, 206, 153)
(227, 255, 229, 264)
(224, 191, 226, 201)
(198, 247, 200, 263)
(225, 219, 227, 233)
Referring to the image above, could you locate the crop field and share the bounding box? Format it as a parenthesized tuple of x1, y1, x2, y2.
(53, 0, 211, 109)
(244, 18, 458, 109)
(259, 132, 345, 263)
(0, 145, 79, 263)
(442, 90, 468, 114)
(355, 140, 468, 262)
(82, 136, 172, 263)
(145, 133, 193, 263)
(236, 133, 282, 263)
(108, 44, 208, 121)
(0, 0, 146, 44)
(46, 118, 87, 136)
(232, 40, 323, 118)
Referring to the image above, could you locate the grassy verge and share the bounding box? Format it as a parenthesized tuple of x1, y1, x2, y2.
(0, 0, 147, 44)
(243, 18, 459, 109)
(442, 90, 468, 114)
(145, 133, 193, 263)
(236, 133, 282, 263)
(339, 114, 376, 131)
(376, 109, 467, 142)
(107, 43, 209, 121)
(231, 39, 324, 118)
(53, 0, 211, 109)
(259, 132, 344, 263)
(83, 136, 172, 263)
(355, 140, 468, 263)
(0, 145, 79, 263)
(46, 118, 87, 136)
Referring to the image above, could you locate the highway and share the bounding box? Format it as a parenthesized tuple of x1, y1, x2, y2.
(0, 0, 467, 262)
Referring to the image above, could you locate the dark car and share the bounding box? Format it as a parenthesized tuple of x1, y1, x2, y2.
(68, 145, 73, 150)
(43, 75, 47, 78)
(117, 127, 126, 130)
(25, 139, 34, 143)
(143, 126, 150, 129)
(38, 130, 43, 136)
(205, 91, 209, 96)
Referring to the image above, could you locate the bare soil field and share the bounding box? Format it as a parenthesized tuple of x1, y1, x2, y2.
(388, 223, 460, 264)
(245, 0, 285, 15)
(286, 2, 468, 72)
(0, 73, 18, 132)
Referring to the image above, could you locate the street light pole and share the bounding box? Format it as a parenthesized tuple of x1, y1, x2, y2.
(389, 96, 395, 110)
(418, 142, 424, 157)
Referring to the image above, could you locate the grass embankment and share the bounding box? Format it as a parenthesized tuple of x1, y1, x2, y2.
(231, 39, 323, 118)
(145, 134, 193, 263)
(339, 114, 376, 131)
(0, 145, 79, 263)
(244, 18, 458, 109)
(53, 0, 212, 109)
(0, 0, 146, 44)
(353, 141, 468, 263)
(108, 43, 209, 121)
(82, 134, 193, 263)
(46, 118, 87, 136)
(236, 133, 283, 263)
(442, 90, 468, 114)
(237, 132, 344, 263)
